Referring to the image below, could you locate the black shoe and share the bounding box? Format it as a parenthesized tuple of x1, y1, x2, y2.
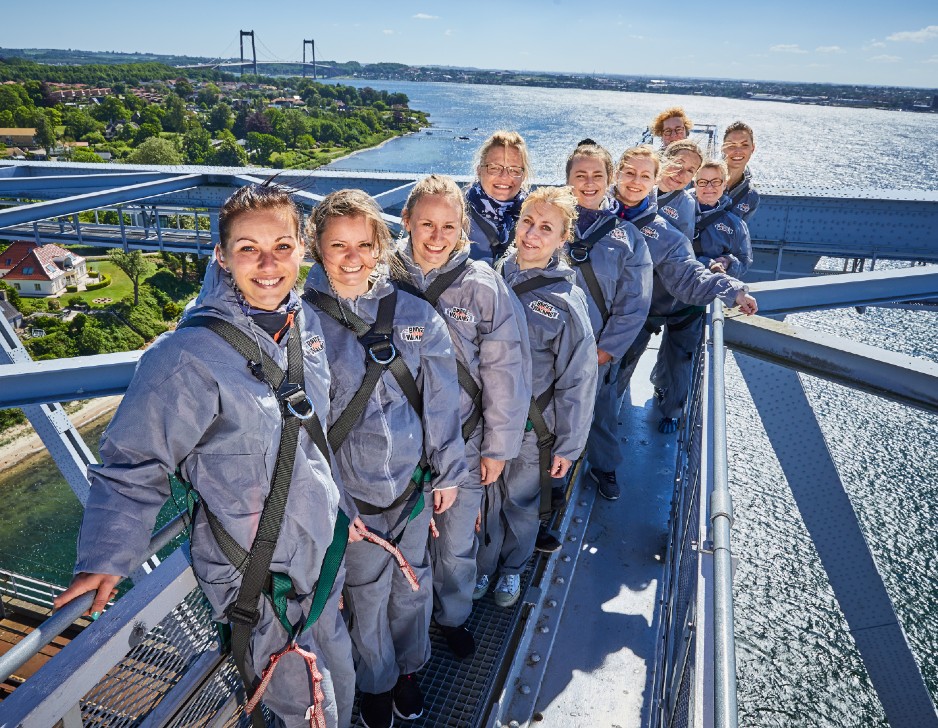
(392, 672, 424, 721)
(535, 524, 562, 553)
(591, 469, 620, 500)
(360, 690, 394, 728)
(550, 484, 567, 512)
(439, 622, 476, 659)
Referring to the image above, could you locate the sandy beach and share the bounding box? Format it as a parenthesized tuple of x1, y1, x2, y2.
(0, 396, 121, 473)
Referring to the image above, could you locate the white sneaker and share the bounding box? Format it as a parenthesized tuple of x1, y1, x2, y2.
(493, 573, 521, 607)
(473, 573, 490, 601)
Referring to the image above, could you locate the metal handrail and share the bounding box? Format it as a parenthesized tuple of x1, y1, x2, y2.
(709, 303, 739, 727)
(0, 513, 187, 684)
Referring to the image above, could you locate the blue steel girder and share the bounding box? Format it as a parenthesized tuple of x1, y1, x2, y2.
(0, 174, 206, 228)
(0, 171, 171, 198)
(748, 188, 938, 263)
(748, 266, 938, 314)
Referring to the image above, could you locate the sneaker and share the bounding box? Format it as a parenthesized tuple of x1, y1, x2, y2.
(473, 573, 490, 601)
(438, 622, 475, 659)
(360, 690, 394, 728)
(591, 469, 620, 501)
(658, 417, 679, 434)
(493, 573, 521, 607)
(392, 672, 424, 721)
(535, 524, 562, 553)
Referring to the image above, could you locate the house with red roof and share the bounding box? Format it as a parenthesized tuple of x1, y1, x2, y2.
(0, 242, 88, 297)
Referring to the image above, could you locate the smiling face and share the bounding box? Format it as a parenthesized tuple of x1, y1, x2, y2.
(478, 145, 525, 201)
(694, 167, 727, 206)
(658, 149, 702, 193)
(516, 202, 568, 270)
(317, 214, 378, 298)
(661, 116, 688, 146)
(615, 156, 658, 207)
(403, 194, 464, 274)
(722, 129, 756, 179)
(567, 156, 609, 210)
(216, 208, 302, 311)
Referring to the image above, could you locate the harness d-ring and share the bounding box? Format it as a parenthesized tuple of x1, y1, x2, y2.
(286, 396, 316, 421)
(569, 246, 589, 264)
(368, 342, 397, 365)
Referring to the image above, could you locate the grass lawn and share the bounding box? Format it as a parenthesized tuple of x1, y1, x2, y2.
(72, 261, 149, 307)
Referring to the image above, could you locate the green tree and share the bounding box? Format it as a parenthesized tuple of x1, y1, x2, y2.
(162, 94, 187, 133)
(34, 113, 56, 149)
(64, 107, 102, 140)
(246, 131, 286, 165)
(208, 137, 247, 167)
(108, 249, 156, 306)
(174, 78, 194, 98)
(70, 147, 105, 163)
(281, 109, 309, 146)
(91, 96, 130, 124)
(208, 102, 233, 133)
(134, 122, 162, 145)
(126, 136, 183, 165)
(182, 124, 212, 164)
(196, 83, 221, 107)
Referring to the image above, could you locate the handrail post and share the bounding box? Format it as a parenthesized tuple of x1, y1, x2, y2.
(709, 302, 739, 727)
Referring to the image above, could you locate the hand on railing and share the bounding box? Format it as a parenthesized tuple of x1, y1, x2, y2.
(734, 291, 758, 315)
(53, 572, 121, 621)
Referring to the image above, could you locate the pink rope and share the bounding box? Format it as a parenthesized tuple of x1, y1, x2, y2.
(355, 525, 420, 591)
(245, 641, 326, 728)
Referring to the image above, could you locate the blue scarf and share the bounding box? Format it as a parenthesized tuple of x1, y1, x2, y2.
(575, 205, 610, 236)
(605, 190, 650, 221)
(466, 181, 525, 245)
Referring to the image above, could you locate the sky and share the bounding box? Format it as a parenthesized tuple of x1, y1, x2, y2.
(2, 1, 937, 89)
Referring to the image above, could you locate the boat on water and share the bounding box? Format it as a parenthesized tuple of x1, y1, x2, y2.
(0, 159, 936, 727)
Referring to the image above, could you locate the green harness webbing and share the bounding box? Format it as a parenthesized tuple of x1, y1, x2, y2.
(396, 259, 484, 442)
(568, 216, 618, 327)
(173, 314, 344, 728)
(510, 274, 563, 518)
(303, 287, 429, 540)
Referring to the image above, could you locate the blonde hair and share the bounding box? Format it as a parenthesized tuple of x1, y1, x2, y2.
(565, 139, 614, 181)
(519, 186, 579, 241)
(306, 189, 394, 267)
(616, 144, 661, 177)
(218, 183, 302, 252)
(650, 107, 693, 137)
(402, 174, 470, 248)
(661, 139, 703, 166)
(696, 158, 729, 181)
(473, 130, 532, 192)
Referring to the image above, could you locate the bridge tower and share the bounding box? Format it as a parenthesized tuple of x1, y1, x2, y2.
(239, 30, 257, 77)
(303, 39, 316, 79)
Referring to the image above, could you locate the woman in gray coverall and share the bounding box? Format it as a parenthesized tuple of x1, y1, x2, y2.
(54, 184, 356, 728)
(303, 189, 469, 728)
(396, 174, 531, 660)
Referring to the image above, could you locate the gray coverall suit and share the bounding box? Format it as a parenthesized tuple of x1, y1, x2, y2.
(75, 261, 355, 728)
(477, 252, 598, 579)
(303, 266, 469, 694)
(397, 242, 532, 628)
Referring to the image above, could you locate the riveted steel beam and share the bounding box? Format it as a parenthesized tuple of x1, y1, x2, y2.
(0, 351, 141, 408)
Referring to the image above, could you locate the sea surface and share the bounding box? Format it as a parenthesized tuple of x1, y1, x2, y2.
(2, 80, 936, 726)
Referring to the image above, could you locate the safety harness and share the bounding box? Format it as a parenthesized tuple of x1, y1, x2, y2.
(172, 314, 347, 728)
(510, 273, 564, 518)
(656, 189, 683, 208)
(396, 259, 484, 442)
(469, 205, 516, 262)
(302, 287, 430, 543)
(568, 216, 618, 327)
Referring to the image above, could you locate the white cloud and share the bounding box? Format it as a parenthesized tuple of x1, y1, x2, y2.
(413, 13, 439, 20)
(444, 29, 453, 36)
(863, 40, 887, 50)
(924, 55, 938, 64)
(383, 29, 394, 35)
(886, 25, 938, 43)
(870, 54, 901, 62)
(815, 45, 844, 54)
(770, 44, 808, 54)
(629, 34, 645, 40)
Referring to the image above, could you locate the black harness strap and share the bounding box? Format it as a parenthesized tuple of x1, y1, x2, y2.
(728, 178, 750, 209)
(398, 260, 484, 441)
(511, 274, 556, 297)
(657, 189, 682, 208)
(469, 205, 515, 262)
(175, 315, 330, 728)
(569, 217, 618, 327)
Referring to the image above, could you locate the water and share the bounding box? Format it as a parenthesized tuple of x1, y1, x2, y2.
(3, 80, 936, 724)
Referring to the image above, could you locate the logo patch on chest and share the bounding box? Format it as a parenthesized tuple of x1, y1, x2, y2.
(609, 226, 629, 242)
(641, 225, 659, 239)
(661, 206, 678, 219)
(304, 335, 324, 354)
(445, 306, 476, 324)
(399, 325, 425, 342)
(529, 299, 559, 320)
(715, 222, 734, 235)
(737, 202, 750, 213)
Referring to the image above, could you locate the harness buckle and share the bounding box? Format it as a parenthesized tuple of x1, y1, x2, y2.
(569, 245, 589, 264)
(277, 382, 315, 421)
(225, 603, 261, 628)
(360, 331, 397, 366)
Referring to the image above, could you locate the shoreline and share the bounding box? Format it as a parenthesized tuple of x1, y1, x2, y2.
(325, 128, 422, 166)
(0, 396, 120, 475)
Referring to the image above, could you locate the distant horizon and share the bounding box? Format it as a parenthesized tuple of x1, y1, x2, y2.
(3, 45, 937, 93)
(1, 1, 936, 88)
